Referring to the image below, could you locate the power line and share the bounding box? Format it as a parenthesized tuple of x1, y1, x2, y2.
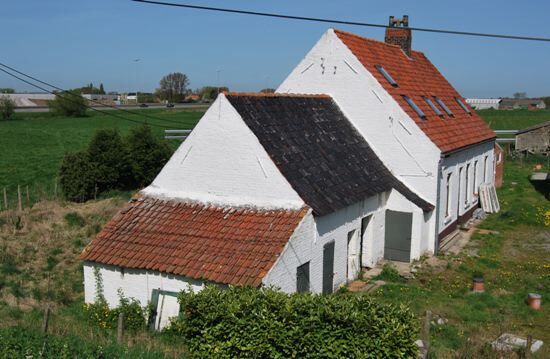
(0, 66, 177, 129)
(0, 61, 190, 127)
(131, 0, 550, 42)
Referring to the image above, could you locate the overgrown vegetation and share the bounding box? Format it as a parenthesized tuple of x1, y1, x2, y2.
(167, 285, 418, 358)
(48, 90, 88, 117)
(59, 125, 172, 202)
(0, 108, 202, 208)
(0, 96, 15, 120)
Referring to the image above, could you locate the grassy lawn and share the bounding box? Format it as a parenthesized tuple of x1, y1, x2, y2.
(369, 157, 550, 358)
(478, 109, 550, 130)
(0, 109, 204, 206)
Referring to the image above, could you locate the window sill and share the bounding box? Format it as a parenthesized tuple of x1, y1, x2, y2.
(444, 216, 453, 225)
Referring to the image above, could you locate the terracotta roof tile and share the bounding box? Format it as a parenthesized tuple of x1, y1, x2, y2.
(334, 30, 496, 153)
(81, 197, 308, 287)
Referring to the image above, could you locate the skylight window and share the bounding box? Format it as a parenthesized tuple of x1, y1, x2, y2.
(455, 97, 471, 114)
(423, 96, 442, 116)
(375, 65, 398, 87)
(403, 96, 426, 119)
(434, 97, 453, 116)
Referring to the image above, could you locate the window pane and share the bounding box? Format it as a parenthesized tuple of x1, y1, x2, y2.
(375, 65, 398, 87)
(296, 262, 310, 293)
(423, 96, 443, 116)
(435, 97, 453, 116)
(403, 95, 426, 119)
(455, 97, 471, 113)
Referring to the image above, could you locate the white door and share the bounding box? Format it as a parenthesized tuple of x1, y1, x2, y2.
(347, 229, 360, 281)
(155, 292, 180, 330)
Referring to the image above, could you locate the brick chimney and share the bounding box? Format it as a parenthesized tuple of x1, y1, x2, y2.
(385, 15, 412, 56)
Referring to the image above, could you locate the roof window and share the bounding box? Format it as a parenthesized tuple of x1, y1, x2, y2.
(375, 65, 398, 87)
(434, 97, 453, 116)
(455, 97, 471, 114)
(423, 96, 442, 116)
(403, 96, 426, 119)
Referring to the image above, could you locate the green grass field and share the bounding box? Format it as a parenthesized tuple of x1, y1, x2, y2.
(478, 108, 550, 130)
(0, 109, 204, 207)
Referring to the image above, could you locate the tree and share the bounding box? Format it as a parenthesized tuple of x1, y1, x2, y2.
(513, 92, 527, 99)
(48, 90, 87, 117)
(260, 88, 275, 94)
(0, 96, 15, 120)
(99, 83, 105, 95)
(59, 151, 97, 202)
(126, 124, 172, 187)
(198, 86, 229, 101)
(87, 129, 133, 192)
(0, 88, 15, 94)
(156, 72, 189, 102)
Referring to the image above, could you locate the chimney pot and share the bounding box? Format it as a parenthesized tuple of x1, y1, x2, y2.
(385, 15, 412, 56)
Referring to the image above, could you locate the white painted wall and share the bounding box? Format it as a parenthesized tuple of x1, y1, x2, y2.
(83, 262, 208, 329)
(277, 29, 440, 206)
(142, 94, 305, 210)
(438, 141, 495, 233)
(264, 190, 430, 293)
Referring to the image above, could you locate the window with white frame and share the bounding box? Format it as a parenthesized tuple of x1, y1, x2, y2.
(473, 160, 478, 195)
(465, 164, 470, 206)
(445, 173, 452, 218)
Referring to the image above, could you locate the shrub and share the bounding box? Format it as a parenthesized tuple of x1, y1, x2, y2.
(166, 286, 418, 358)
(87, 129, 133, 192)
(126, 124, 172, 187)
(48, 90, 87, 117)
(376, 263, 403, 282)
(64, 212, 86, 228)
(84, 293, 148, 331)
(0, 96, 15, 120)
(59, 151, 96, 202)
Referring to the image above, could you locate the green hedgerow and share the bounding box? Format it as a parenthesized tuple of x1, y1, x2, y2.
(166, 285, 418, 358)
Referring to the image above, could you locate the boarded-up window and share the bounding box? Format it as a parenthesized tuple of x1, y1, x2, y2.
(296, 262, 310, 293)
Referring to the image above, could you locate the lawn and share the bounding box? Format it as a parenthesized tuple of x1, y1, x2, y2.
(478, 108, 550, 130)
(0, 109, 204, 207)
(368, 156, 550, 358)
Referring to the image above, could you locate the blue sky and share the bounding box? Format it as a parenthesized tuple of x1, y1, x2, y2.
(1, 0, 549, 97)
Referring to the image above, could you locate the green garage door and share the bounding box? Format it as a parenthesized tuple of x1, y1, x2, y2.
(384, 210, 413, 262)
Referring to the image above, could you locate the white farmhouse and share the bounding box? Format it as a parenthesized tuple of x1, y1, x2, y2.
(81, 17, 496, 329)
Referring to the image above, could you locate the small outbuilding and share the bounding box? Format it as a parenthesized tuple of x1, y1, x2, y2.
(515, 121, 550, 154)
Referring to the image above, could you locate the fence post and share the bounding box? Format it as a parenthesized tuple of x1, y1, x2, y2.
(42, 306, 50, 333)
(26, 185, 30, 208)
(17, 185, 22, 212)
(423, 310, 432, 354)
(54, 180, 58, 200)
(117, 312, 124, 343)
(3, 187, 6, 210)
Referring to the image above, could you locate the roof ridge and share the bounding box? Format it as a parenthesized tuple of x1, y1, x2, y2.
(225, 92, 330, 99)
(332, 28, 424, 56)
(137, 193, 309, 213)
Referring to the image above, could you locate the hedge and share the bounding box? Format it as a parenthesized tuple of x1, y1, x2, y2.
(166, 286, 418, 358)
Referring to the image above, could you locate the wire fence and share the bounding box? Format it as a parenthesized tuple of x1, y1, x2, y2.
(1, 180, 62, 213)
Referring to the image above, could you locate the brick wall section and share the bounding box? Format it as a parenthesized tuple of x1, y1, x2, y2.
(384, 28, 412, 56)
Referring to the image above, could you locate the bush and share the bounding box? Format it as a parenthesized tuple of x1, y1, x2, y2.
(48, 90, 87, 117)
(0, 327, 165, 358)
(87, 129, 133, 192)
(64, 211, 86, 228)
(84, 291, 148, 331)
(59, 151, 96, 202)
(166, 286, 418, 358)
(375, 263, 403, 282)
(126, 124, 172, 187)
(0, 96, 15, 120)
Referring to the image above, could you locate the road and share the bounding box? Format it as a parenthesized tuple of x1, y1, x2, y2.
(15, 103, 210, 113)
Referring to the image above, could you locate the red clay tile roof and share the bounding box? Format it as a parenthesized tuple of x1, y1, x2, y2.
(334, 29, 496, 153)
(81, 197, 308, 286)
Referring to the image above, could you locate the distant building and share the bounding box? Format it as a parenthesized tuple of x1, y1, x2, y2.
(499, 98, 546, 110)
(0, 93, 55, 107)
(515, 121, 550, 153)
(118, 92, 138, 104)
(81, 94, 118, 101)
(465, 98, 501, 110)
